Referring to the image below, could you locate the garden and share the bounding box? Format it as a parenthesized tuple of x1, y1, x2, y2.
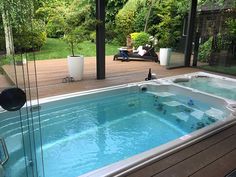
(0, 0, 235, 74)
(0, 0, 190, 61)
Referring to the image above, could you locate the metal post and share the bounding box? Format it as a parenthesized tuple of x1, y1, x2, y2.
(184, 0, 198, 67)
(193, 32, 200, 66)
(96, 0, 105, 79)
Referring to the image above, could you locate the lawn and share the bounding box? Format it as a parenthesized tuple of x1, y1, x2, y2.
(37, 38, 119, 60)
(0, 38, 120, 65)
(199, 65, 236, 76)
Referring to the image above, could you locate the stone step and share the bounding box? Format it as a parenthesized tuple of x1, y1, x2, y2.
(172, 112, 189, 122)
(205, 108, 224, 120)
(163, 101, 183, 107)
(152, 92, 175, 97)
(191, 109, 204, 120)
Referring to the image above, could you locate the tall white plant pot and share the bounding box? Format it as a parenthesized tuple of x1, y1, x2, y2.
(67, 56, 84, 81)
(159, 48, 172, 66)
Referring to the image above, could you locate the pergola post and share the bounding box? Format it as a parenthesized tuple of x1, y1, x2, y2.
(96, 0, 105, 79)
(184, 0, 198, 67)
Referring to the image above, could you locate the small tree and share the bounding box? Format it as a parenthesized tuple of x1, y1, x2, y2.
(63, 10, 86, 57)
(63, 28, 84, 57)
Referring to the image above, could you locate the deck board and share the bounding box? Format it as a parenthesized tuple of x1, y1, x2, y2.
(123, 124, 236, 177)
(2, 56, 202, 98)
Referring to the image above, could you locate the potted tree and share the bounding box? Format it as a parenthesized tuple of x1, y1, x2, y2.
(63, 9, 86, 81)
(64, 28, 84, 81)
(158, 32, 173, 66)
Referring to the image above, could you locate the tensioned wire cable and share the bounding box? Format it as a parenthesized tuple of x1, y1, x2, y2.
(26, 0, 45, 176)
(3, 0, 30, 176)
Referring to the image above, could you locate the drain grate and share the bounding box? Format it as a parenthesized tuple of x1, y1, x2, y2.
(226, 169, 236, 177)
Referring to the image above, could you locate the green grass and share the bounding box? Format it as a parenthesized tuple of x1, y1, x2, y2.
(0, 38, 119, 65)
(35, 38, 119, 60)
(199, 65, 236, 76)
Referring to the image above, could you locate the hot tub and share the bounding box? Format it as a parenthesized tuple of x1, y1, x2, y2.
(0, 82, 236, 177)
(160, 72, 236, 101)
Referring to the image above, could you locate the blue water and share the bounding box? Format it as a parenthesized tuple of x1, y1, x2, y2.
(34, 91, 227, 177)
(177, 77, 236, 100)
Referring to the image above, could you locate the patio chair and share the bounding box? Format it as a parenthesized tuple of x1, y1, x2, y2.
(113, 45, 159, 62)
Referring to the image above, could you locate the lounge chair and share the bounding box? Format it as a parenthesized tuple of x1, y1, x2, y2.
(113, 46, 159, 62)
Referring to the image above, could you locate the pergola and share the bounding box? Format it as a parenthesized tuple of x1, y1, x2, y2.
(95, 0, 197, 80)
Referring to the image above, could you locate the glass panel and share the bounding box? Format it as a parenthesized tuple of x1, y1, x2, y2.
(0, 0, 44, 177)
(196, 0, 236, 72)
(160, 2, 190, 69)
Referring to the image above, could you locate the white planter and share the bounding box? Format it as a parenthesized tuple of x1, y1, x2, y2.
(67, 55, 84, 81)
(159, 48, 172, 66)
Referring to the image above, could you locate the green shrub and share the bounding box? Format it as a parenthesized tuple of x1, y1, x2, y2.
(46, 16, 65, 38)
(133, 5, 147, 32)
(90, 31, 96, 43)
(115, 0, 146, 45)
(198, 37, 212, 62)
(14, 20, 47, 52)
(131, 32, 150, 48)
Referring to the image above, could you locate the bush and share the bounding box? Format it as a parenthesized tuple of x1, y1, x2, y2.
(14, 20, 47, 52)
(115, 0, 146, 45)
(198, 37, 212, 62)
(105, 22, 118, 43)
(90, 31, 96, 43)
(46, 16, 65, 38)
(133, 6, 147, 32)
(131, 32, 150, 48)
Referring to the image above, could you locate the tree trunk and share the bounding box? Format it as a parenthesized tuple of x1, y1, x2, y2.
(2, 9, 14, 55)
(144, 0, 156, 32)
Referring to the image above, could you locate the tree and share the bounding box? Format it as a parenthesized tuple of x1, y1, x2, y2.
(1, 2, 14, 55)
(0, 0, 35, 55)
(144, 0, 157, 32)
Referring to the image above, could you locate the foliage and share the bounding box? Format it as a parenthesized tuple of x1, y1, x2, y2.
(36, 2, 68, 38)
(46, 16, 65, 38)
(58, 0, 97, 56)
(130, 32, 150, 48)
(150, 0, 189, 48)
(90, 31, 96, 43)
(226, 18, 236, 37)
(115, 0, 145, 44)
(199, 65, 236, 76)
(130, 32, 140, 40)
(133, 7, 148, 32)
(198, 37, 212, 62)
(0, 38, 120, 61)
(13, 20, 47, 52)
(0, 18, 4, 51)
(106, 0, 128, 24)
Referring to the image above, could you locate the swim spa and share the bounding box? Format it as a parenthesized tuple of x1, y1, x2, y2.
(1, 82, 236, 177)
(161, 72, 236, 101)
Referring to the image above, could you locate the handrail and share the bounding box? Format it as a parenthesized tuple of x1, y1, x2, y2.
(0, 138, 9, 165)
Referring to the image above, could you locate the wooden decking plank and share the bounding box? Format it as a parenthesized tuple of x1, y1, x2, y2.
(125, 124, 236, 177)
(189, 149, 236, 177)
(2, 56, 202, 98)
(153, 134, 236, 177)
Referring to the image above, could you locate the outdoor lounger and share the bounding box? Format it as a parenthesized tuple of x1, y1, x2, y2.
(113, 46, 159, 62)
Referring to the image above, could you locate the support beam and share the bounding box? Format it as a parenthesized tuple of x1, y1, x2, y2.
(96, 0, 105, 79)
(184, 0, 197, 67)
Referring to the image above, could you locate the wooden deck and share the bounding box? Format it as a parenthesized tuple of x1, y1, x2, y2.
(2, 56, 201, 98)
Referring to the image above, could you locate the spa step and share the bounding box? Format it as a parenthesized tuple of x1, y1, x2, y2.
(152, 92, 175, 97)
(191, 110, 204, 120)
(205, 108, 224, 120)
(172, 112, 189, 122)
(163, 101, 182, 107)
